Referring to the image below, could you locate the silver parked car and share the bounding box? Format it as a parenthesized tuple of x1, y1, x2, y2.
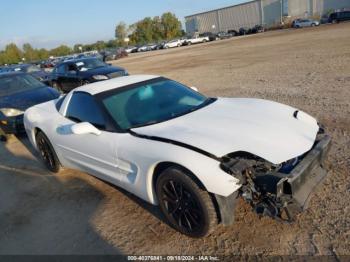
(293, 19, 320, 28)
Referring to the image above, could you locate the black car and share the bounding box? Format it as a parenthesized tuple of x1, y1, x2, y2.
(199, 32, 217, 41)
(251, 25, 265, 34)
(227, 29, 239, 36)
(239, 27, 251, 35)
(0, 72, 60, 140)
(6, 64, 51, 85)
(216, 31, 233, 40)
(328, 11, 350, 23)
(50, 58, 128, 93)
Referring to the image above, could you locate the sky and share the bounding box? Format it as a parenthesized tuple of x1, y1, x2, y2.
(0, 0, 247, 50)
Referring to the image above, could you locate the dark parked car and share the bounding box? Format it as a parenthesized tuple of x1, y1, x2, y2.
(199, 32, 217, 41)
(50, 58, 128, 93)
(328, 11, 350, 23)
(251, 25, 265, 34)
(0, 72, 60, 140)
(6, 64, 51, 85)
(239, 27, 251, 35)
(228, 29, 239, 36)
(216, 31, 233, 39)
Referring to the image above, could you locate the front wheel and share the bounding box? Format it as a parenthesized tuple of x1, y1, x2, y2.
(36, 131, 61, 173)
(156, 167, 218, 238)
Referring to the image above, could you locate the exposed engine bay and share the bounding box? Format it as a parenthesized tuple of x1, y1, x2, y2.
(220, 129, 331, 222)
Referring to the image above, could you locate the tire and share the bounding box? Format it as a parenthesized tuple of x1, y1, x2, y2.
(202, 39, 207, 43)
(311, 23, 316, 27)
(36, 131, 61, 173)
(156, 167, 218, 238)
(0, 134, 10, 142)
(187, 42, 192, 46)
(332, 19, 338, 24)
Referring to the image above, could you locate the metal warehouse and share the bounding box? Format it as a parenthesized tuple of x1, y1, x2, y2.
(185, 0, 350, 34)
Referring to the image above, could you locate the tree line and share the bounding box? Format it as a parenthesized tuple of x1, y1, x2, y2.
(115, 12, 185, 46)
(0, 12, 184, 65)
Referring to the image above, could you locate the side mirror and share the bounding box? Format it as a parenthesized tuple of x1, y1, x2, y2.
(190, 86, 199, 92)
(71, 122, 101, 136)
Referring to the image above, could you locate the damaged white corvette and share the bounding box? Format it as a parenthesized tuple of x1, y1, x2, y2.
(24, 75, 331, 237)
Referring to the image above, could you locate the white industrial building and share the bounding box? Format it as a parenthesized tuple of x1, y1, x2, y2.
(185, 0, 350, 34)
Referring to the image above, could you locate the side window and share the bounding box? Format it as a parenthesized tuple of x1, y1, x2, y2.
(67, 64, 77, 74)
(66, 92, 106, 129)
(57, 64, 66, 74)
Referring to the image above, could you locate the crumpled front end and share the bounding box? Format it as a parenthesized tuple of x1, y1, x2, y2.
(219, 128, 331, 222)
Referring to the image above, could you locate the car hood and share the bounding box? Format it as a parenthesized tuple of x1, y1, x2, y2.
(133, 98, 319, 164)
(0, 86, 60, 111)
(79, 66, 124, 76)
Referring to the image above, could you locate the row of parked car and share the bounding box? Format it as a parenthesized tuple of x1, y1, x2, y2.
(124, 11, 350, 54)
(292, 10, 350, 28)
(124, 24, 266, 53)
(0, 56, 128, 140)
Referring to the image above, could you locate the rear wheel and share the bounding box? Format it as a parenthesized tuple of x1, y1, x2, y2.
(332, 19, 338, 24)
(0, 128, 9, 142)
(0, 134, 10, 142)
(36, 131, 61, 173)
(311, 23, 316, 27)
(156, 167, 218, 238)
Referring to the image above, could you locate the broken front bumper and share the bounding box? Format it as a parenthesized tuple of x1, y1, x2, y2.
(276, 135, 332, 213)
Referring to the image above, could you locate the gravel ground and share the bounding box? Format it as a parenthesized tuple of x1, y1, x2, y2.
(0, 23, 349, 256)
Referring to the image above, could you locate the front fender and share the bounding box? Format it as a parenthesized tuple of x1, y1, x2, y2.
(116, 133, 241, 205)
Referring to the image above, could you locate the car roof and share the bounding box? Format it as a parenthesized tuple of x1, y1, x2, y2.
(73, 75, 160, 95)
(56, 57, 100, 66)
(0, 71, 26, 78)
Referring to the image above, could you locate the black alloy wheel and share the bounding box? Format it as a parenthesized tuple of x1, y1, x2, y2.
(36, 132, 61, 173)
(156, 167, 217, 238)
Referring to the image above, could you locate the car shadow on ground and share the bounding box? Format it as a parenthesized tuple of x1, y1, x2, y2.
(18, 133, 171, 226)
(0, 135, 121, 255)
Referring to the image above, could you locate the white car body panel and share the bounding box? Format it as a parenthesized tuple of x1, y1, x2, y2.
(134, 98, 319, 165)
(24, 75, 319, 207)
(164, 40, 183, 48)
(186, 36, 209, 44)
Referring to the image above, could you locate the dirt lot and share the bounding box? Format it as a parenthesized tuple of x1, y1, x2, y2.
(1, 23, 349, 256)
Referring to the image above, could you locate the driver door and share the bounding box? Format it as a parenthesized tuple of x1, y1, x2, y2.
(65, 63, 81, 90)
(54, 91, 123, 185)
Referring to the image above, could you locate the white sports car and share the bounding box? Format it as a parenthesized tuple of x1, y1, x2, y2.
(24, 75, 331, 237)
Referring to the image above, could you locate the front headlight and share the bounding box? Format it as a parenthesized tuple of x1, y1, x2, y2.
(0, 108, 24, 117)
(92, 75, 109, 80)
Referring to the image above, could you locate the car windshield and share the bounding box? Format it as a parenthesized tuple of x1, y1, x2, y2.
(75, 59, 107, 71)
(101, 78, 215, 130)
(0, 74, 46, 96)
